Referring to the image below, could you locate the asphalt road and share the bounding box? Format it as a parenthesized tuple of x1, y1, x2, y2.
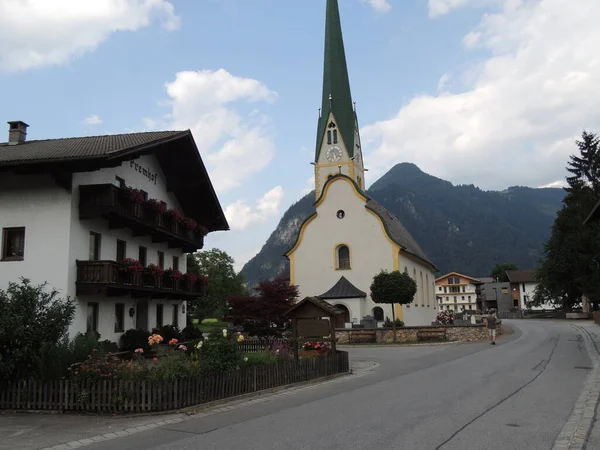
(74, 320, 596, 450)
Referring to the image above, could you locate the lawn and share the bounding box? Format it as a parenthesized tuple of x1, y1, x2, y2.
(193, 318, 231, 333)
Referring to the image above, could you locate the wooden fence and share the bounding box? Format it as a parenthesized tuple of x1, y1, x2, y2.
(0, 351, 349, 413)
(237, 338, 288, 354)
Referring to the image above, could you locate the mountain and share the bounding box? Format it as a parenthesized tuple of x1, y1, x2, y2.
(240, 163, 565, 288)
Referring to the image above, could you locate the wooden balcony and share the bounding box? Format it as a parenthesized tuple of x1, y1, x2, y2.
(76, 260, 204, 299)
(79, 184, 204, 252)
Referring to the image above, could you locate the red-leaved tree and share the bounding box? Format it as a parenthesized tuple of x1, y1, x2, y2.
(225, 276, 299, 343)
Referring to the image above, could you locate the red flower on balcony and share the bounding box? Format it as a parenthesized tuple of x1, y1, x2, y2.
(125, 187, 146, 203)
(198, 275, 208, 287)
(164, 268, 183, 280)
(183, 272, 198, 285)
(146, 199, 167, 214)
(144, 263, 164, 278)
(166, 208, 185, 224)
(121, 258, 144, 274)
(197, 225, 209, 236)
(183, 217, 197, 232)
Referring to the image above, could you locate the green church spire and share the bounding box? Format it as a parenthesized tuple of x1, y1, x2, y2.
(316, 0, 356, 161)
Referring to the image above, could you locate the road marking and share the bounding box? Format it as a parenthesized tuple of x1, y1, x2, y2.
(39, 361, 379, 450)
(552, 325, 600, 450)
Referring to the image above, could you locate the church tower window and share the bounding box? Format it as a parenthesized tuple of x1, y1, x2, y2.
(327, 130, 332, 145)
(336, 244, 351, 270)
(333, 129, 338, 144)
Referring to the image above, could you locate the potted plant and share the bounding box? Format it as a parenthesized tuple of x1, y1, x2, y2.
(183, 272, 198, 291)
(124, 187, 145, 217)
(163, 268, 183, 289)
(143, 263, 164, 287)
(145, 199, 166, 226)
(299, 341, 329, 357)
(120, 258, 143, 285)
(165, 208, 185, 233)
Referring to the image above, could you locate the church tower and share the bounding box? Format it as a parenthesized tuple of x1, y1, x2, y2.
(314, 0, 365, 199)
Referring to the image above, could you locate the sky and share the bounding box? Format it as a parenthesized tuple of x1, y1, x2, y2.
(1, 0, 599, 271)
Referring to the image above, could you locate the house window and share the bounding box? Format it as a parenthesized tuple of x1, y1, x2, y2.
(139, 246, 147, 266)
(462, 286, 466, 293)
(114, 303, 125, 333)
(522, 283, 526, 292)
(1, 227, 25, 261)
(446, 297, 449, 301)
(468, 296, 471, 301)
(336, 245, 350, 269)
(333, 129, 338, 144)
(89, 232, 101, 260)
(173, 256, 179, 271)
(158, 251, 165, 269)
(87, 302, 99, 333)
(116, 240, 126, 262)
(327, 130, 332, 145)
(438, 287, 442, 292)
(156, 304, 164, 328)
(172, 304, 179, 327)
(462, 296, 465, 301)
(115, 176, 126, 189)
(443, 286, 447, 293)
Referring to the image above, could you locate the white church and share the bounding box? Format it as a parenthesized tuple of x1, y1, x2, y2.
(285, 0, 439, 327)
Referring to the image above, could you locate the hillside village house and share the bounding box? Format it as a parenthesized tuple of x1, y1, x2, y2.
(285, 0, 438, 327)
(0, 121, 228, 344)
(435, 272, 480, 312)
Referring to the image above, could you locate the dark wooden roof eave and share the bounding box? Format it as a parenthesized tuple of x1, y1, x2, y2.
(284, 296, 344, 317)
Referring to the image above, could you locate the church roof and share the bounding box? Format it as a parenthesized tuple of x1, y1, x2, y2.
(318, 276, 367, 299)
(366, 198, 437, 270)
(315, 0, 356, 161)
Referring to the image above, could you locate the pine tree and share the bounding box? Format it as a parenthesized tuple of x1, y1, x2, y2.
(534, 132, 600, 309)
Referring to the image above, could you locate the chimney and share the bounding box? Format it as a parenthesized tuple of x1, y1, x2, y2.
(7, 121, 29, 145)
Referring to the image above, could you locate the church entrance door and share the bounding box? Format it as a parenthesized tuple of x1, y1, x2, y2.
(334, 304, 350, 328)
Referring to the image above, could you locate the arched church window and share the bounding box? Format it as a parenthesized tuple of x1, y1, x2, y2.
(333, 129, 338, 144)
(337, 245, 351, 270)
(373, 307, 384, 321)
(327, 130, 332, 145)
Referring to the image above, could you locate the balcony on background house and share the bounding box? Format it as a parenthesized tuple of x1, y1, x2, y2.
(76, 260, 205, 299)
(79, 184, 205, 252)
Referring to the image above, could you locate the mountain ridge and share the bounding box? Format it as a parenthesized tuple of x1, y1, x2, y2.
(240, 163, 564, 288)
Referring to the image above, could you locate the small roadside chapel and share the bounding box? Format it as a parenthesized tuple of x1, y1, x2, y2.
(284, 296, 343, 359)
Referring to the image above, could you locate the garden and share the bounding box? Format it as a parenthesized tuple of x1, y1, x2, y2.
(0, 277, 349, 413)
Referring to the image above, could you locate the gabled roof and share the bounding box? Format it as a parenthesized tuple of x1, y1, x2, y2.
(435, 272, 481, 283)
(318, 276, 367, 299)
(0, 129, 229, 232)
(285, 296, 344, 317)
(0, 131, 184, 164)
(366, 198, 437, 270)
(584, 199, 600, 224)
(505, 269, 537, 283)
(315, 0, 356, 161)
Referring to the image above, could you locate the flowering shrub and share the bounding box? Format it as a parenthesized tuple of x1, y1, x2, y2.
(194, 329, 244, 374)
(164, 269, 183, 281)
(168, 338, 178, 346)
(126, 187, 146, 203)
(166, 208, 185, 224)
(183, 272, 198, 287)
(148, 334, 164, 346)
(436, 310, 455, 325)
(120, 258, 143, 274)
(145, 199, 167, 214)
(69, 355, 124, 381)
(302, 341, 328, 353)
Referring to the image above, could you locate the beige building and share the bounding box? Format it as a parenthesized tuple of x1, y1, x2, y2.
(285, 0, 438, 327)
(435, 272, 480, 312)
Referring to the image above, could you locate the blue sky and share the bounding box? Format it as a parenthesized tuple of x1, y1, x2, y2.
(1, 0, 599, 271)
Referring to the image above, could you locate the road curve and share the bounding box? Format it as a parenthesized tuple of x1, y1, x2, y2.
(82, 321, 596, 450)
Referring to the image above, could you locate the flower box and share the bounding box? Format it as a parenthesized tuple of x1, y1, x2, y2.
(298, 350, 326, 357)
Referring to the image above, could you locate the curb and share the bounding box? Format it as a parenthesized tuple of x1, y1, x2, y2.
(552, 325, 600, 450)
(39, 363, 378, 450)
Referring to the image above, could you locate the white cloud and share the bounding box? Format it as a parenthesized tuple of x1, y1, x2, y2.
(362, 0, 600, 190)
(428, 0, 498, 18)
(539, 180, 566, 189)
(302, 176, 315, 196)
(361, 0, 392, 13)
(225, 186, 284, 231)
(437, 73, 451, 93)
(160, 69, 278, 193)
(83, 114, 103, 125)
(0, 0, 179, 72)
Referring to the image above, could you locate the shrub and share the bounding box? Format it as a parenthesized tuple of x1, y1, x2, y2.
(120, 329, 151, 352)
(198, 330, 243, 374)
(437, 310, 455, 325)
(153, 324, 181, 342)
(383, 317, 405, 328)
(181, 325, 203, 341)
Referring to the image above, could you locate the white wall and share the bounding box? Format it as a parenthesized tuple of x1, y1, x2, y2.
(291, 177, 435, 326)
(520, 281, 555, 310)
(399, 255, 437, 326)
(0, 173, 72, 295)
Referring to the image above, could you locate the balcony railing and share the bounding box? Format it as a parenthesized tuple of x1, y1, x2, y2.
(79, 184, 205, 252)
(76, 260, 204, 299)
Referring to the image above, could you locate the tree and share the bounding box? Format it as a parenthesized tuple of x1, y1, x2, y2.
(490, 263, 519, 282)
(187, 249, 247, 319)
(0, 279, 75, 380)
(534, 132, 600, 309)
(370, 270, 417, 342)
(225, 276, 298, 343)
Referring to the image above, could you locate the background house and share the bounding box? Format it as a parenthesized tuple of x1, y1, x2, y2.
(0, 121, 228, 344)
(435, 272, 480, 312)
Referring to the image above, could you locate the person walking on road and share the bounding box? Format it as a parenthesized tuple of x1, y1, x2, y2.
(486, 310, 498, 345)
